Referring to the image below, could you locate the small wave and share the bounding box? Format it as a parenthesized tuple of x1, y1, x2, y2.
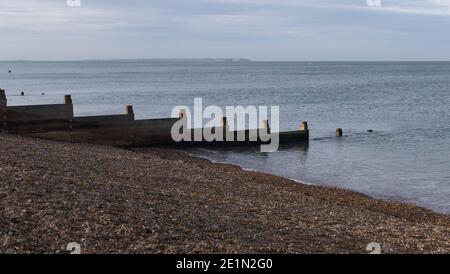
(286, 177, 312, 185)
(188, 151, 314, 186)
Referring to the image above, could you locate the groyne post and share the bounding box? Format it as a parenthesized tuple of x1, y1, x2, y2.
(177, 109, 188, 137)
(178, 109, 186, 118)
(63, 95, 74, 142)
(221, 117, 228, 129)
(126, 105, 135, 121)
(261, 119, 271, 134)
(336, 128, 343, 137)
(222, 116, 233, 141)
(301, 121, 308, 131)
(125, 105, 135, 144)
(126, 105, 134, 115)
(0, 88, 6, 132)
(64, 95, 72, 105)
(0, 88, 6, 108)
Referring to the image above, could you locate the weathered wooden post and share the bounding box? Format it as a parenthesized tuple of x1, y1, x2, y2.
(0, 89, 6, 108)
(301, 121, 309, 131)
(63, 95, 74, 141)
(177, 108, 187, 136)
(178, 109, 186, 118)
(336, 128, 343, 137)
(1, 89, 7, 133)
(221, 116, 228, 129)
(261, 119, 271, 134)
(64, 95, 72, 104)
(222, 116, 232, 142)
(125, 105, 135, 143)
(126, 105, 134, 115)
(126, 105, 135, 121)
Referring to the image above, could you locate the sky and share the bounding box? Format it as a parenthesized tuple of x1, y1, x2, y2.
(1, 0, 450, 61)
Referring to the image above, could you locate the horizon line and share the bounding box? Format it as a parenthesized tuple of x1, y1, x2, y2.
(2, 58, 450, 62)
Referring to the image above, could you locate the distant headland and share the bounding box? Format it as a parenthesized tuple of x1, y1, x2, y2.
(0, 58, 253, 63)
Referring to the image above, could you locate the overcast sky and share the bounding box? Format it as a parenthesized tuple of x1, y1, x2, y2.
(1, 0, 450, 61)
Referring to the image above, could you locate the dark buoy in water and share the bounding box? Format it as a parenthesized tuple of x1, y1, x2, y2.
(336, 128, 343, 137)
(20, 92, 24, 96)
(368, 130, 374, 133)
(41, 92, 45, 95)
(8, 70, 12, 74)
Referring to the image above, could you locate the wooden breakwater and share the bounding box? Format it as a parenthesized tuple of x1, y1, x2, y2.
(0, 89, 309, 147)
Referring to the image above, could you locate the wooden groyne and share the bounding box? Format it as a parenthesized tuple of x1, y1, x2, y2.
(0, 89, 309, 147)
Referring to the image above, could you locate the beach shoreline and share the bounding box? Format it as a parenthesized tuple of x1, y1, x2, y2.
(181, 150, 450, 214)
(0, 133, 449, 254)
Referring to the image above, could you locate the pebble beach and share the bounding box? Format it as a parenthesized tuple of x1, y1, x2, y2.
(0, 133, 449, 254)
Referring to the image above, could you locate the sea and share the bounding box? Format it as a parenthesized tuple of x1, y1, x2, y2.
(1, 60, 449, 214)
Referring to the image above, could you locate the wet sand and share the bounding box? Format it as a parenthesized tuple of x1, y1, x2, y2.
(0, 133, 449, 254)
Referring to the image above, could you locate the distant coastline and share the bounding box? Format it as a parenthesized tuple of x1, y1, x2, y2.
(3, 59, 450, 63)
(0, 58, 253, 63)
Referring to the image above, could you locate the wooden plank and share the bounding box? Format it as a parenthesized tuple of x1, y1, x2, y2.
(6, 104, 73, 121)
(70, 124, 132, 146)
(128, 118, 180, 146)
(132, 118, 180, 132)
(5, 120, 70, 134)
(24, 131, 72, 142)
(279, 130, 309, 143)
(72, 114, 134, 129)
(70, 115, 135, 146)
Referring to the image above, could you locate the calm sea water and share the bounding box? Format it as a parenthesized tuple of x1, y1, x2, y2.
(1, 60, 449, 214)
